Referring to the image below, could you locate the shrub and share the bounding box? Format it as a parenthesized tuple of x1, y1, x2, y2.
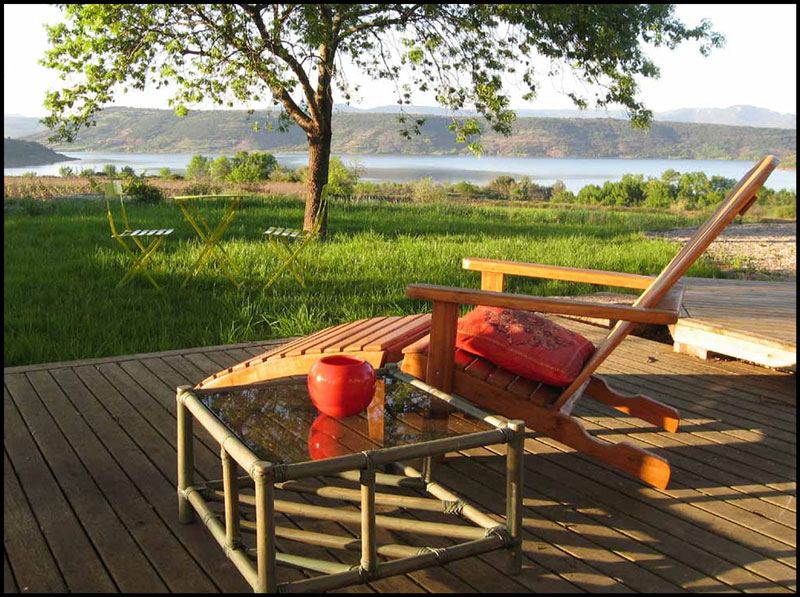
(120, 165, 137, 178)
(182, 181, 223, 196)
(228, 151, 277, 182)
(186, 154, 211, 179)
(209, 156, 232, 181)
(486, 175, 516, 199)
(123, 176, 164, 204)
(326, 156, 358, 196)
(449, 181, 481, 199)
(227, 162, 264, 184)
(58, 166, 74, 177)
(103, 164, 117, 177)
(412, 177, 446, 203)
(79, 168, 96, 177)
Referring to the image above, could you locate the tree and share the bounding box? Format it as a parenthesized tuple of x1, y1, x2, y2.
(186, 154, 211, 179)
(229, 151, 278, 181)
(209, 156, 232, 181)
(41, 4, 721, 233)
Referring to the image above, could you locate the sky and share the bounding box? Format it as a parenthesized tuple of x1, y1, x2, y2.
(3, 4, 797, 118)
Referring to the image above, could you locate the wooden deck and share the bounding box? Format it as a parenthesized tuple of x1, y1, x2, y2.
(671, 278, 796, 369)
(4, 318, 796, 593)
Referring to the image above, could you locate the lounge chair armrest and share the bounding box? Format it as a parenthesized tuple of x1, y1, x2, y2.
(462, 257, 656, 290)
(406, 284, 679, 325)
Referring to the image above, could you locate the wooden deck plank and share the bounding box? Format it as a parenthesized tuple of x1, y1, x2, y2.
(31, 367, 218, 593)
(3, 550, 19, 594)
(4, 374, 156, 592)
(4, 387, 117, 594)
(443, 430, 788, 593)
(576, 397, 796, 517)
(4, 450, 66, 593)
(5, 326, 795, 594)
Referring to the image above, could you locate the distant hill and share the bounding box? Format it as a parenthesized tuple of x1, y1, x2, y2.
(4, 115, 48, 139)
(335, 104, 796, 129)
(21, 107, 796, 162)
(656, 106, 796, 129)
(4, 138, 77, 168)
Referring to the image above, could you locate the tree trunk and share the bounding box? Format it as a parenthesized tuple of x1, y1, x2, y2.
(304, 128, 332, 236)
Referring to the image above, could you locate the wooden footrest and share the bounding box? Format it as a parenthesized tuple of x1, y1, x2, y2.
(196, 314, 432, 389)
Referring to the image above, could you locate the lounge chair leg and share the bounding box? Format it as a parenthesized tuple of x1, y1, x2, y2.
(586, 375, 680, 432)
(530, 411, 672, 489)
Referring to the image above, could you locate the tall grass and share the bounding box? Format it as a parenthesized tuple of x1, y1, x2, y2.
(4, 195, 718, 367)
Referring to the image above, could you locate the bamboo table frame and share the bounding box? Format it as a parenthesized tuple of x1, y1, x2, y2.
(176, 367, 525, 593)
(172, 194, 246, 289)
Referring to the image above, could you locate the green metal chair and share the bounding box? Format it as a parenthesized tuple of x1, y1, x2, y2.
(263, 185, 328, 290)
(104, 180, 174, 289)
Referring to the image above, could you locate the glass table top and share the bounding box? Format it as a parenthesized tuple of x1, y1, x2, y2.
(194, 372, 492, 465)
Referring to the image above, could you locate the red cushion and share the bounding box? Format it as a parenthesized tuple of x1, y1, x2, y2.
(456, 306, 595, 386)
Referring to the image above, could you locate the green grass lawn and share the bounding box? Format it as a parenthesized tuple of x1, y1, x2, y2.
(4, 196, 721, 367)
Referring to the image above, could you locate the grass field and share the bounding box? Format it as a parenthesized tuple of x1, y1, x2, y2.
(4, 195, 720, 367)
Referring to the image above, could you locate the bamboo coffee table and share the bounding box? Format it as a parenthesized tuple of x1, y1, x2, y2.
(176, 366, 525, 593)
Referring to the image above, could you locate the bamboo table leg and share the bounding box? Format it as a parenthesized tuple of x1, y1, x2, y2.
(505, 420, 525, 575)
(177, 386, 195, 524)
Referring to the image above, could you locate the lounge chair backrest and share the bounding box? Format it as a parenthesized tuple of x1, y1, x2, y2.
(553, 155, 779, 408)
(636, 155, 778, 309)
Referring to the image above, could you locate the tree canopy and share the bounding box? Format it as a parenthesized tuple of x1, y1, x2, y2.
(41, 4, 722, 230)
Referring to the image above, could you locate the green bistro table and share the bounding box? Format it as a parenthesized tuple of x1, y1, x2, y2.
(176, 365, 525, 593)
(173, 194, 246, 288)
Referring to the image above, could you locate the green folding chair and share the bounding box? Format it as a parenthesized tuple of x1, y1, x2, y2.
(263, 185, 328, 290)
(104, 180, 174, 289)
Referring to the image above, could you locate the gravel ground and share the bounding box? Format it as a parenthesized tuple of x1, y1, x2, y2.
(645, 222, 796, 279)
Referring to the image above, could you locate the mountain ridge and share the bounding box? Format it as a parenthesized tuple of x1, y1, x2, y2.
(10, 107, 796, 162)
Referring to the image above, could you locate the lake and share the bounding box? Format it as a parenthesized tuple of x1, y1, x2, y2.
(4, 151, 796, 192)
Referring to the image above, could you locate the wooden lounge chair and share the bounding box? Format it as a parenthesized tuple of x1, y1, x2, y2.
(399, 155, 779, 489)
(198, 156, 778, 489)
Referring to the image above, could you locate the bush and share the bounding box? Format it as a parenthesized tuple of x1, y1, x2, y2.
(326, 156, 358, 196)
(58, 166, 74, 177)
(182, 181, 222, 196)
(412, 177, 446, 203)
(209, 156, 232, 181)
(103, 164, 117, 177)
(486, 175, 516, 199)
(228, 151, 277, 182)
(228, 162, 264, 184)
(449, 181, 481, 199)
(186, 154, 211, 179)
(79, 168, 96, 177)
(120, 165, 137, 178)
(123, 176, 164, 204)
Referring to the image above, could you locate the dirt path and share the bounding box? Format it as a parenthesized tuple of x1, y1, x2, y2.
(645, 222, 796, 279)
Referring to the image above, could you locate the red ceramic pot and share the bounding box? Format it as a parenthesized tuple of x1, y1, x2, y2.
(307, 414, 350, 460)
(307, 355, 376, 418)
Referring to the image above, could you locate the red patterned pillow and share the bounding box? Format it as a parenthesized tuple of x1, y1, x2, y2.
(456, 306, 595, 386)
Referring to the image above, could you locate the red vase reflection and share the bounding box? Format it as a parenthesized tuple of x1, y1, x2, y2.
(307, 355, 376, 418)
(308, 414, 350, 460)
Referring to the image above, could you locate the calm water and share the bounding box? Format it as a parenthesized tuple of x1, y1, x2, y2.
(5, 151, 796, 192)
